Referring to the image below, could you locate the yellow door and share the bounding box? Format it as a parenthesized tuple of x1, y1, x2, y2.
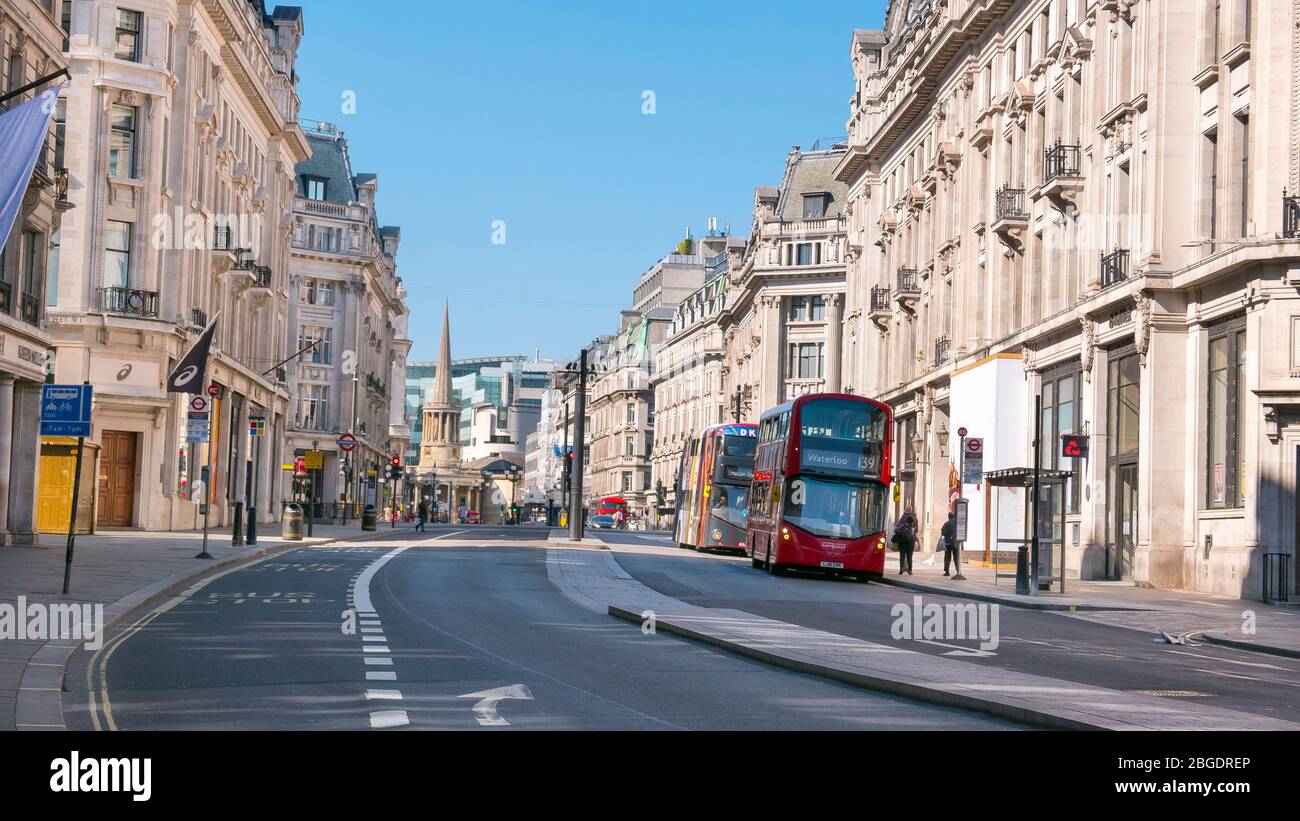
(37, 440, 97, 534)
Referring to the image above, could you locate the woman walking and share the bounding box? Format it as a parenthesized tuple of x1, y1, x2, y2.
(892, 507, 918, 575)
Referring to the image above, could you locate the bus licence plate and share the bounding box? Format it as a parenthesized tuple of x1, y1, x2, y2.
(820, 561, 844, 569)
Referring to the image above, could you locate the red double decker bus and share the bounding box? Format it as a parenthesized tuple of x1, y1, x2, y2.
(746, 393, 893, 581)
(672, 423, 758, 550)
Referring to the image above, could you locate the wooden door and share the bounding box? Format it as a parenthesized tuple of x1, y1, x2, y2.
(96, 430, 137, 527)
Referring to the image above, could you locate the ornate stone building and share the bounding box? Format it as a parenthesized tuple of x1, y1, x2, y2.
(839, 0, 1300, 600)
(721, 144, 850, 420)
(1, 0, 67, 542)
(285, 120, 408, 514)
(45, 0, 309, 530)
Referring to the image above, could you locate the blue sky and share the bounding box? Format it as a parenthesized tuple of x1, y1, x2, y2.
(292, 0, 890, 362)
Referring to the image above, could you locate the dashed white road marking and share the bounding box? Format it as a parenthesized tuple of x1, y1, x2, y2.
(364, 657, 393, 666)
(362, 645, 390, 653)
(369, 710, 409, 728)
(366, 689, 403, 700)
(361, 635, 387, 642)
(366, 671, 397, 681)
(361, 626, 384, 633)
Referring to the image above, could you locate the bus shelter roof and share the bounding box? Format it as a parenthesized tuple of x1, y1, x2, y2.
(984, 467, 1071, 488)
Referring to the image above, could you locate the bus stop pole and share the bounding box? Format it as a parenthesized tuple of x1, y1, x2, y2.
(62, 434, 86, 594)
(1030, 393, 1042, 596)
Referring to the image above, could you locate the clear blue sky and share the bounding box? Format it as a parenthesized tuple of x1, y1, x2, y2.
(292, 0, 889, 362)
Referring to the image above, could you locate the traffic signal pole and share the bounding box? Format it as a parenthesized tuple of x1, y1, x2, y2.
(568, 349, 588, 542)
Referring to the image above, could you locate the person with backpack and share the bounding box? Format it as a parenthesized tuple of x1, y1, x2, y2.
(892, 507, 917, 575)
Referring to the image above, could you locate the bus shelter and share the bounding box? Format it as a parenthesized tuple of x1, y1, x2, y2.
(984, 467, 1070, 595)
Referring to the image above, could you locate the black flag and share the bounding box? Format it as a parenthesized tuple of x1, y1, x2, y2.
(167, 313, 219, 394)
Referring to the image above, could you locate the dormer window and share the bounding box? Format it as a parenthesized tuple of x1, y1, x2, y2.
(802, 192, 829, 219)
(303, 175, 326, 201)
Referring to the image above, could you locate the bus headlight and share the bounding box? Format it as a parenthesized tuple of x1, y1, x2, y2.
(876, 537, 885, 551)
(781, 527, 790, 541)
(711, 529, 722, 542)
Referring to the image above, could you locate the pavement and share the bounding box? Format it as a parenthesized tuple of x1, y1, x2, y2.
(550, 540, 1300, 730)
(876, 553, 1300, 658)
(2, 521, 423, 730)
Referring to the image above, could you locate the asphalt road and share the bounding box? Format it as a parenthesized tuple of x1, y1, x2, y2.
(65, 526, 1015, 730)
(601, 532, 1300, 721)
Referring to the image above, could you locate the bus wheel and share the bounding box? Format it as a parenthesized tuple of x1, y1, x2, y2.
(765, 547, 785, 576)
(751, 557, 764, 570)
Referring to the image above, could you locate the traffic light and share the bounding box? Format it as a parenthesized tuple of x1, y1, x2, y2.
(389, 454, 402, 480)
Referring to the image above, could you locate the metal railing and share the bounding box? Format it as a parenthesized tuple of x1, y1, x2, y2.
(1100, 247, 1130, 288)
(896, 268, 921, 296)
(99, 286, 159, 317)
(870, 286, 891, 311)
(191, 308, 208, 328)
(1263, 553, 1291, 604)
(995, 185, 1028, 220)
(934, 336, 952, 365)
(1284, 190, 1300, 239)
(251, 265, 272, 287)
(213, 225, 234, 251)
(704, 252, 728, 277)
(1043, 141, 1082, 183)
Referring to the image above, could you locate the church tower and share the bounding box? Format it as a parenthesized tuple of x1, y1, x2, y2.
(419, 302, 462, 470)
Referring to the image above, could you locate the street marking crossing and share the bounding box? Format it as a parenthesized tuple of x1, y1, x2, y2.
(366, 689, 403, 700)
(364, 657, 393, 666)
(366, 671, 397, 681)
(369, 710, 409, 729)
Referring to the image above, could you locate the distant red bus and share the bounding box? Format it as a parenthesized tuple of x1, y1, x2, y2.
(673, 423, 758, 550)
(594, 496, 629, 517)
(746, 394, 893, 581)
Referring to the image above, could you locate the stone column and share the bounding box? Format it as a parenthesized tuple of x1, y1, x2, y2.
(0, 376, 13, 544)
(825, 293, 844, 393)
(760, 295, 783, 407)
(8, 382, 41, 543)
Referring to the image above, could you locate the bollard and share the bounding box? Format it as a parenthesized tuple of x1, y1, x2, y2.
(281, 504, 304, 541)
(232, 501, 245, 546)
(361, 504, 377, 531)
(1015, 545, 1030, 595)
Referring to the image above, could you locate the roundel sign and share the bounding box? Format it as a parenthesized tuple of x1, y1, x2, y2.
(336, 432, 358, 452)
(207, 382, 222, 399)
(189, 395, 209, 413)
(957, 426, 968, 438)
(963, 437, 983, 456)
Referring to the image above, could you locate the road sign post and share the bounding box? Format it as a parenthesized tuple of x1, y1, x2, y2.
(952, 497, 969, 581)
(42, 383, 93, 594)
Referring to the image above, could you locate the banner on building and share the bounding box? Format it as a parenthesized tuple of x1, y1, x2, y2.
(167, 313, 221, 393)
(0, 87, 61, 255)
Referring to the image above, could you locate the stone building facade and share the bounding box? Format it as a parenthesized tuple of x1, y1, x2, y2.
(45, 0, 309, 530)
(838, 0, 1300, 600)
(1, 0, 66, 542)
(721, 145, 850, 420)
(285, 121, 407, 513)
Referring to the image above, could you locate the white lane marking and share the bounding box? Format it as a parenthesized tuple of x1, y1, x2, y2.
(361, 626, 384, 633)
(364, 657, 393, 666)
(459, 684, 533, 727)
(363, 645, 390, 653)
(361, 635, 387, 642)
(366, 689, 403, 700)
(366, 671, 397, 681)
(1168, 650, 1294, 671)
(369, 710, 408, 728)
(915, 639, 997, 658)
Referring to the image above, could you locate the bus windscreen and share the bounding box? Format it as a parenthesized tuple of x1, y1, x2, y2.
(797, 398, 887, 478)
(784, 476, 888, 540)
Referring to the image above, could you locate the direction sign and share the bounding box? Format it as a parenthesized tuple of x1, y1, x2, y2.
(189, 395, 209, 413)
(186, 412, 210, 443)
(337, 432, 358, 452)
(40, 384, 93, 437)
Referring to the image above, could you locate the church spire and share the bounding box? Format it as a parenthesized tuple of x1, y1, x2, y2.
(432, 300, 452, 405)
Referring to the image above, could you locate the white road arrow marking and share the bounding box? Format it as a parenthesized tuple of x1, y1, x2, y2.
(915, 639, 997, 657)
(459, 684, 533, 726)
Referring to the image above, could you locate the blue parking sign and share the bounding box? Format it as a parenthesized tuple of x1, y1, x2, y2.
(40, 384, 93, 437)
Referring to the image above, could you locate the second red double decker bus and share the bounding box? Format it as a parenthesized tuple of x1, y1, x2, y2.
(746, 393, 893, 581)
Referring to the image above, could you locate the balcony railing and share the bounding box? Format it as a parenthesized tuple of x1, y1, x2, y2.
(100, 286, 160, 318)
(994, 185, 1028, 221)
(1043, 141, 1082, 183)
(1100, 248, 1130, 289)
(251, 265, 272, 287)
(896, 268, 921, 296)
(1285, 190, 1300, 239)
(870, 286, 891, 312)
(934, 336, 952, 366)
(213, 225, 234, 251)
(191, 308, 208, 328)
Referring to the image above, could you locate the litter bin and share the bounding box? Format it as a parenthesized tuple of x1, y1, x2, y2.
(281, 504, 304, 541)
(361, 504, 377, 531)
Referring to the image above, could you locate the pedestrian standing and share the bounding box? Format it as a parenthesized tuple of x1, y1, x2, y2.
(892, 507, 917, 575)
(942, 508, 959, 576)
(416, 499, 429, 532)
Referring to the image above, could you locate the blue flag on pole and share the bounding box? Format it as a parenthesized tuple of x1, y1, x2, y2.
(0, 87, 60, 254)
